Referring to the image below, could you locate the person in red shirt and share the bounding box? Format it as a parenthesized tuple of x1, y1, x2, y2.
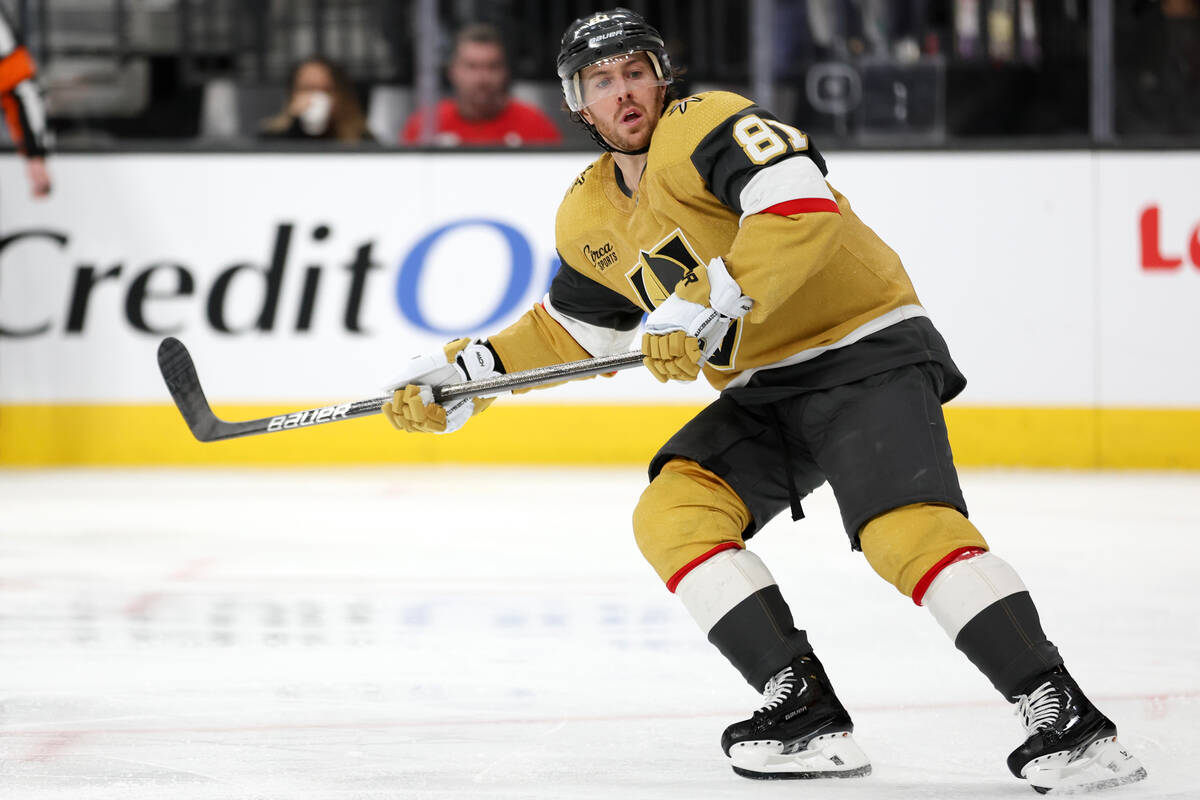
(402, 23, 562, 146)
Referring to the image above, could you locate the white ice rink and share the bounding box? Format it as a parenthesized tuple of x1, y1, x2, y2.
(1, 467, 1197, 799)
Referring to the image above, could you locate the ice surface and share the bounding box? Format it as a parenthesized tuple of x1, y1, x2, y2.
(1, 467, 1196, 799)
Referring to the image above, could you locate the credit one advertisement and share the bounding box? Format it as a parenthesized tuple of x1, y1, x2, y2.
(1, 151, 1198, 408)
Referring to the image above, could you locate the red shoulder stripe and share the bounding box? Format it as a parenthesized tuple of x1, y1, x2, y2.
(759, 198, 840, 217)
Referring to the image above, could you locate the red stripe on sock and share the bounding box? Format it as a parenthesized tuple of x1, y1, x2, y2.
(912, 546, 987, 607)
(759, 198, 841, 216)
(666, 542, 743, 593)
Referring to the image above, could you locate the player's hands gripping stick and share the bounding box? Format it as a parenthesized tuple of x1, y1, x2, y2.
(382, 338, 502, 433)
(641, 257, 753, 382)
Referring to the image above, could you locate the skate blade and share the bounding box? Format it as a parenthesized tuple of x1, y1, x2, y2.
(729, 731, 871, 780)
(1023, 736, 1147, 794)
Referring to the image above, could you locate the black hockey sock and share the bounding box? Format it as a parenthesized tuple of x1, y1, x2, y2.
(954, 590, 1063, 700)
(707, 584, 813, 691)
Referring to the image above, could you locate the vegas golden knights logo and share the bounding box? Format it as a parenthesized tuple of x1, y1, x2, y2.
(625, 229, 742, 370)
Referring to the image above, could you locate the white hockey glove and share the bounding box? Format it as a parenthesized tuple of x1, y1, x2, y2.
(381, 338, 501, 434)
(641, 257, 754, 382)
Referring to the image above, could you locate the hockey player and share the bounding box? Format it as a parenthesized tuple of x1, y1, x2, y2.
(0, 4, 51, 198)
(382, 8, 1147, 793)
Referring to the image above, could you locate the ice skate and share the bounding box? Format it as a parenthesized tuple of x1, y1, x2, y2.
(1008, 667, 1147, 794)
(721, 654, 871, 780)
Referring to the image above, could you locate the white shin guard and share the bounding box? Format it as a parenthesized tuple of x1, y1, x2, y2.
(920, 551, 1028, 641)
(674, 548, 776, 635)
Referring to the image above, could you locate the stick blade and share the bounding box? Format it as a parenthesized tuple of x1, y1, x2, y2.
(157, 337, 223, 442)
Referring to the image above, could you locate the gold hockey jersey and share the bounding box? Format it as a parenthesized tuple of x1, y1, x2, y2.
(489, 90, 957, 396)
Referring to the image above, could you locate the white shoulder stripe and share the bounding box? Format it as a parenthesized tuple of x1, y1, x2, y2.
(542, 294, 639, 357)
(922, 552, 1028, 640)
(738, 156, 836, 225)
(674, 548, 776, 634)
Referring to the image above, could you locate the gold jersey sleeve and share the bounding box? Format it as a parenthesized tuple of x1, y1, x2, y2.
(486, 302, 594, 380)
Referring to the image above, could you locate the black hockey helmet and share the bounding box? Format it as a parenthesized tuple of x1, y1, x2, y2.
(557, 8, 673, 153)
(557, 8, 672, 112)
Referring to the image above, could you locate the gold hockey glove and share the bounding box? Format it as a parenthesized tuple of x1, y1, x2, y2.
(381, 338, 500, 433)
(641, 257, 753, 382)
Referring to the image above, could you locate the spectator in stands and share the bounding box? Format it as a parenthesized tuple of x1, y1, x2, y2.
(260, 57, 375, 143)
(0, 5, 51, 198)
(402, 23, 562, 146)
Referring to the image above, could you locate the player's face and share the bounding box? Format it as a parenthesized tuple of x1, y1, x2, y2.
(578, 53, 666, 152)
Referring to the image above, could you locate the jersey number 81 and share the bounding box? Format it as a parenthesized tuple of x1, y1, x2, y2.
(733, 115, 808, 165)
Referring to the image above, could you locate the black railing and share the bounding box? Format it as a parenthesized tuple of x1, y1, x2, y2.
(4, 0, 1199, 146)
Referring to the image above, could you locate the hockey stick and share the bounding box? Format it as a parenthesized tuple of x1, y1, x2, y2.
(157, 337, 644, 443)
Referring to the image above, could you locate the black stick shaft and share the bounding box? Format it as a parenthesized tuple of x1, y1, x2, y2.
(158, 337, 644, 442)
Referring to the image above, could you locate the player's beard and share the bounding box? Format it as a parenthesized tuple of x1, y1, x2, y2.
(590, 102, 659, 153)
